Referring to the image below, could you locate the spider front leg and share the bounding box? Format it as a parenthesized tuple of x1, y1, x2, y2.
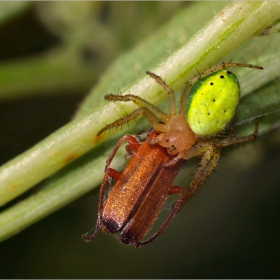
(97, 93, 170, 136)
(97, 107, 167, 136)
(188, 62, 263, 87)
(146, 71, 177, 116)
(98, 70, 182, 137)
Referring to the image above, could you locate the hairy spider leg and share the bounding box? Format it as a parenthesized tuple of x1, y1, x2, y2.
(146, 71, 177, 117)
(97, 94, 170, 136)
(181, 120, 259, 207)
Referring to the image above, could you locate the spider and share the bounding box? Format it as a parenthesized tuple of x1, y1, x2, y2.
(98, 62, 262, 205)
(84, 62, 262, 247)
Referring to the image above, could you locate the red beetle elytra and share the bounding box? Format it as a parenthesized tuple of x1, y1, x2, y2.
(83, 130, 185, 247)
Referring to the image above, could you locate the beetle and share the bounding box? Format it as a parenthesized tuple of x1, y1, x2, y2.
(82, 62, 262, 247)
(83, 130, 185, 247)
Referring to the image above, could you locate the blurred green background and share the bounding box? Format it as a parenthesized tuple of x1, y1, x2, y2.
(0, 2, 280, 278)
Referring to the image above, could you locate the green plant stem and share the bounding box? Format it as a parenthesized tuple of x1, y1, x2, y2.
(0, 150, 109, 242)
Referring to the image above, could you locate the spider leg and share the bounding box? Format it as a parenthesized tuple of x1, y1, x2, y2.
(219, 119, 259, 147)
(97, 107, 167, 136)
(105, 93, 169, 123)
(181, 119, 258, 206)
(179, 82, 192, 115)
(146, 71, 177, 117)
(188, 62, 263, 87)
(182, 142, 221, 206)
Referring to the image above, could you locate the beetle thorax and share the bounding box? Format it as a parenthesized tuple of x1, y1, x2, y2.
(158, 114, 197, 155)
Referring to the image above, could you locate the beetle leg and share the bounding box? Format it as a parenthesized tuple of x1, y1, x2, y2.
(104, 134, 140, 170)
(81, 171, 112, 242)
(136, 186, 185, 248)
(82, 134, 141, 242)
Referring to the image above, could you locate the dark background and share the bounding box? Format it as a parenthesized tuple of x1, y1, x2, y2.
(0, 2, 280, 278)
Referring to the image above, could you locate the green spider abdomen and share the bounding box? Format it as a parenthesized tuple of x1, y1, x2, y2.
(186, 70, 240, 137)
